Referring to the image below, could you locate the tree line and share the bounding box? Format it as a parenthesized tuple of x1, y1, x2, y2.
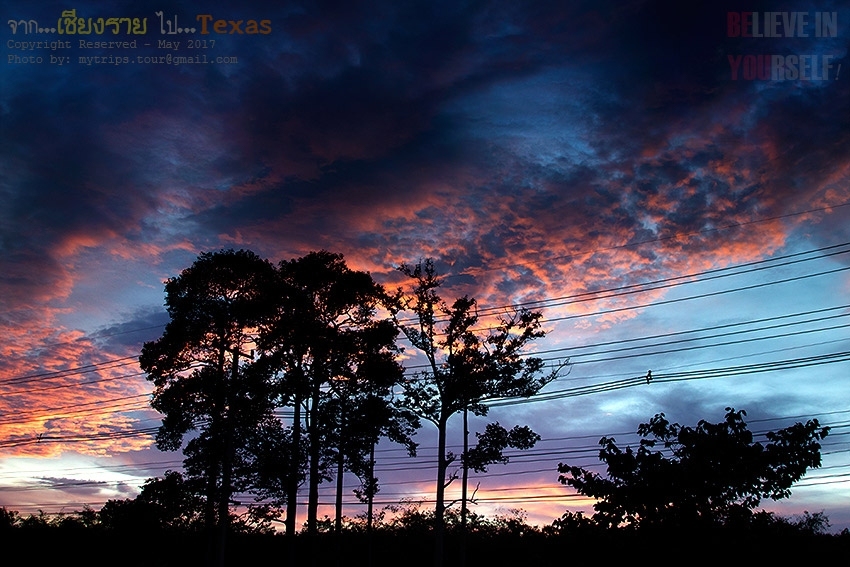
(0, 249, 835, 567)
(137, 249, 563, 566)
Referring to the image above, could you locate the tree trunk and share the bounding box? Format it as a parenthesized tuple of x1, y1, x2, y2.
(366, 441, 375, 567)
(460, 407, 469, 567)
(217, 428, 232, 567)
(461, 407, 469, 527)
(205, 458, 219, 567)
(215, 347, 239, 567)
(307, 379, 321, 535)
(286, 390, 302, 567)
(207, 341, 227, 567)
(334, 433, 344, 533)
(286, 389, 302, 537)
(434, 415, 448, 567)
(367, 441, 375, 531)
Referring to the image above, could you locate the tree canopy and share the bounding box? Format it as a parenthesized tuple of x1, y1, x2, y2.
(387, 259, 563, 566)
(249, 250, 416, 535)
(557, 407, 830, 529)
(139, 249, 278, 565)
(135, 250, 838, 558)
(140, 249, 419, 543)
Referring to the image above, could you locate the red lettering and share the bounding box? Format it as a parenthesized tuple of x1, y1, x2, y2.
(742, 55, 755, 79)
(728, 54, 742, 80)
(727, 12, 741, 37)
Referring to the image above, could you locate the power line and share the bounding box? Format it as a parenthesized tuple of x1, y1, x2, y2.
(0, 459, 184, 479)
(547, 321, 850, 366)
(8, 242, 849, 371)
(535, 264, 850, 326)
(1, 357, 140, 386)
(0, 395, 153, 426)
(390, 259, 850, 341)
(0, 426, 159, 449)
(467, 242, 850, 319)
(486, 351, 850, 407)
(530, 305, 850, 359)
(7, 307, 843, 398)
(1, 372, 148, 396)
(4, 311, 844, 399)
(400, 306, 850, 372)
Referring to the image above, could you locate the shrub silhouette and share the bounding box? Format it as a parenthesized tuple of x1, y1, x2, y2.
(558, 408, 829, 529)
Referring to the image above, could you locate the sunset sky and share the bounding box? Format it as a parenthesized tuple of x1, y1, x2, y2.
(1, 0, 849, 531)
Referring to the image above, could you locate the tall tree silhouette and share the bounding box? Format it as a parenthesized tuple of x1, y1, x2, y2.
(255, 250, 409, 536)
(323, 319, 418, 534)
(387, 259, 563, 567)
(139, 249, 277, 567)
(558, 407, 830, 529)
(349, 388, 419, 535)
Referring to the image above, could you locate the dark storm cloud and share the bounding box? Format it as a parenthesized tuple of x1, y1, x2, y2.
(187, 3, 635, 209)
(3, 0, 847, 319)
(2, 0, 846, 329)
(572, 0, 849, 223)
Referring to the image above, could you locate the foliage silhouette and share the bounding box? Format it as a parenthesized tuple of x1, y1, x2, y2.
(100, 470, 205, 531)
(19, 510, 49, 528)
(557, 407, 830, 529)
(386, 259, 563, 567)
(139, 249, 278, 565)
(463, 423, 541, 474)
(253, 250, 416, 536)
(1, 500, 847, 566)
(19, 248, 835, 564)
(0, 507, 20, 529)
(323, 317, 419, 534)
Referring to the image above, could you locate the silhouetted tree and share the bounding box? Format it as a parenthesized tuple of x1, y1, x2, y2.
(387, 259, 563, 567)
(139, 249, 277, 566)
(99, 498, 157, 531)
(541, 510, 598, 536)
(99, 471, 205, 531)
(51, 505, 99, 529)
(323, 319, 418, 534)
(255, 250, 412, 536)
(453, 422, 540, 566)
(242, 413, 305, 532)
(138, 470, 206, 529)
(99, 470, 278, 535)
(18, 510, 49, 528)
(0, 507, 19, 529)
(463, 422, 540, 475)
(349, 390, 418, 533)
(558, 407, 830, 530)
